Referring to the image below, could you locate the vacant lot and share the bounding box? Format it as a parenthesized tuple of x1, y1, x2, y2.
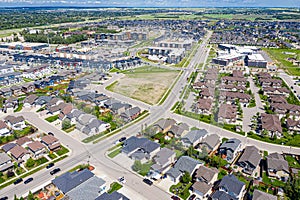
(263, 48, 300, 76)
(107, 66, 179, 105)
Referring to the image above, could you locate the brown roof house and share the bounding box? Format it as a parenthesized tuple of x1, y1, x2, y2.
(27, 141, 47, 159)
(218, 104, 237, 124)
(41, 135, 61, 152)
(154, 118, 176, 133)
(0, 120, 11, 137)
(261, 113, 282, 138)
(166, 123, 189, 138)
(16, 137, 32, 148)
(150, 147, 176, 177)
(192, 166, 218, 199)
(23, 94, 38, 108)
(198, 134, 221, 153)
(236, 146, 261, 177)
(252, 189, 277, 200)
(4, 115, 26, 130)
(9, 145, 30, 161)
(286, 118, 300, 132)
(267, 152, 289, 181)
(194, 99, 213, 115)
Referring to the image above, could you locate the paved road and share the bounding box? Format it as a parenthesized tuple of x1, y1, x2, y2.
(279, 70, 300, 100)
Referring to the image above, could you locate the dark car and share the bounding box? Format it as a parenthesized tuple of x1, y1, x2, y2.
(24, 177, 33, 184)
(50, 168, 61, 175)
(13, 178, 23, 185)
(0, 196, 8, 200)
(143, 178, 153, 186)
(171, 195, 181, 200)
(46, 163, 55, 169)
(119, 137, 126, 142)
(48, 132, 54, 136)
(188, 194, 196, 200)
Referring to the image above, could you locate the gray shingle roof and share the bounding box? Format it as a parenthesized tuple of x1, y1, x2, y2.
(66, 176, 106, 200)
(173, 156, 202, 174)
(182, 129, 208, 144)
(267, 152, 289, 172)
(253, 189, 277, 200)
(52, 169, 94, 194)
(219, 174, 245, 196)
(122, 136, 159, 155)
(238, 146, 261, 168)
(200, 134, 220, 151)
(95, 191, 130, 200)
(211, 190, 234, 200)
(2, 143, 16, 152)
(0, 153, 11, 164)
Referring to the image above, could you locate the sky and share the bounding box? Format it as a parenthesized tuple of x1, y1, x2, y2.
(0, 0, 299, 7)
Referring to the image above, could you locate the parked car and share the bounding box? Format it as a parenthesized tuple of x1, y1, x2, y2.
(188, 194, 196, 200)
(24, 177, 33, 184)
(0, 196, 8, 200)
(13, 178, 23, 185)
(143, 178, 153, 186)
(171, 195, 180, 200)
(115, 137, 127, 145)
(50, 168, 61, 175)
(46, 163, 54, 169)
(48, 132, 54, 136)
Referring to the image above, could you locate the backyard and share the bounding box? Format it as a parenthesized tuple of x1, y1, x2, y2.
(106, 66, 179, 105)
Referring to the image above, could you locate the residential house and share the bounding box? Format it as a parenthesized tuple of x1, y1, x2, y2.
(217, 174, 245, 200)
(10, 85, 23, 96)
(122, 136, 160, 163)
(52, 169, 94, 194)
(181, 129, 208, 147)
(65, 176, 107, 199)
(236, 146, 261, 176)
(23, 94, 38, 108)
(16, 137, 31, 148)
(166, 123, 189, 138)
(34, 96, 52, 109)
(252, 189, 277, 200)
(200, 88, 214, 99)
(194, 166, 218, 184)
(198, 134, 221, 153)
(3, 97, 18, 111)
(64, 109, 85, 124)
(210, 190, 234, 200)
(4, 115, 26, 130)
(219, 138, 242, 163)
(263, 87, 290, 97)
(110, 103, 132, 115)
(218, 104, 237, 124)
(259, 78, 282, 88)
(0, 87, 12, 98)
(194, 98, 213, 115)
(0, 120, 10, 136)
(76, 114, 110, 135)
(220, 92, 251, 106)
(166, 156, 203, 183)
(59, 103, 74, 120)
(150, 148, 176, 175)
(21, 83, 35, 94)
(120, 107, 141, 122)
(192, 181, 213, 199)
(41, 135, 61, 151)
(0, 153, 13, 172)
(219, 84, 246, 93)
(261, 113, 282, 138)
(1, 143, 17, 153)
(27, 141, 46, 159)
(96, 191, 130, 200)
(154, 118, 176, 133)
(221, 76, 247, 86)
(267, 153, 289, 181)
(287, 118, 300, 132)
(9, 145, 30, 161)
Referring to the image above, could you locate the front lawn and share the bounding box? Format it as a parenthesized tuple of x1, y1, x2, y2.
(262, 172, 285, 188)
(14, 103, 23, 112)
(170, 182, 193, 200)
(108, 148, 121, 158)
(48, 153, 57, 160)
(56, 145, 69, 156)
(107, 182, 123, 194)
(45, 115, 59, 123)
(25, 157, 48, 170)
(285, 155, 300, 168)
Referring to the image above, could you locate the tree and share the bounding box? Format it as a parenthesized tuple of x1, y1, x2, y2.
(62, 119, 72, 130)
(181, 171, 191, 183)
(26, 158, 35, 168)
(285, 176, 300, 200)
(132, 160, 142, 172)
(27, 191, 34, 200)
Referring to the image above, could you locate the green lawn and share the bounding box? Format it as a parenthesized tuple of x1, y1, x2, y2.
(56, 145, 69, 156)
(48, 153, 57, 160)
(139, 161, 153, 176)
(68, 164, 89, 172)
(285, 155, 300, 168)
(45, 115, 59, 123)
(25, 157, 48, 170)
(14, 103, 23, 112)
(107, 182, 123, 194)
(263, 48, 300, 76)
(108, 148, 121, 158)
(262, 172, 285, 188)
(170, 182, 193, 200)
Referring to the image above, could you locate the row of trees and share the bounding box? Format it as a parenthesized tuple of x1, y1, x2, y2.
(23, 33, 87, 45)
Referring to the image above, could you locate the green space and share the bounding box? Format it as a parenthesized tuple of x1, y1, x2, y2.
(262, 172, 285, 188)
(14, 103, 23, 112)
(263, 48, 300, 76)
(25, 157, 48, 170)
(69, 164, 89, 172)
(48, 153, 57, 160)
(56, 145, 69, 156)
(170, 182, 193, 200)
(132, 160, 153, 176)
(45, 115, 59, 123)
(0, 125, 36, 145)
(107, 182, 123, 194)
(285, 155, 300, 168)
(108, 148, 121, 158)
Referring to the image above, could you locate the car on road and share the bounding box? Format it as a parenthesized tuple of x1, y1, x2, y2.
(48, 132, 54, 136)
(171, 195, 180, 200)
(46, 163, 54, 169)
(114, 137, 127, 145)
(0, 197, 8, 200)
(143, 178, 153, 186)
(188, 194, 196, 200)
(50, 168, 61, 175)
(24, 177, 33, 184)
(13, 178, 23, 185)
(118, 176, 126, 184)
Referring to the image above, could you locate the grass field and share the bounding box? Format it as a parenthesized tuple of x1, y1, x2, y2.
(263, 48, 300, 76)
(107, 66, 179, 105)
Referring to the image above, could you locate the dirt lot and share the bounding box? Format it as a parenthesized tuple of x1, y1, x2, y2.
(108, 66, 179, 105)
